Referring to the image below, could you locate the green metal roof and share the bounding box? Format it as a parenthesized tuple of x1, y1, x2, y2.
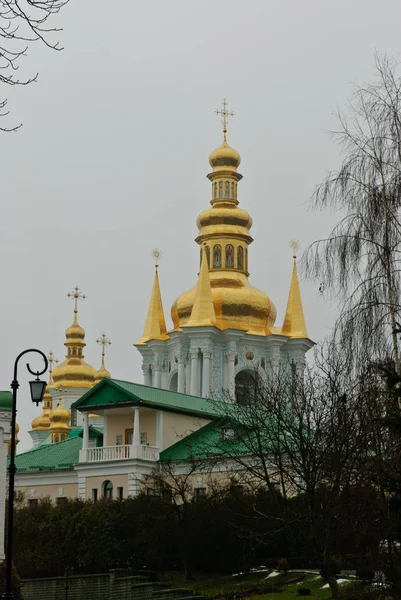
(13, 435, 82, 472)
(160, 418, 251, 462)
(0, 391, 12, 411)
(72, 378, 226, 419)
(12, 426, 103, 472)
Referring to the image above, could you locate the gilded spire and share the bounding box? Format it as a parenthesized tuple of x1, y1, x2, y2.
(68, 285, 86, 324)
(137, 250, 167, 343)
(49, 387, 71, 443)
(94, 333, 112, 385)
(282, 241, 308, 339)
(185, 245, 216, 327)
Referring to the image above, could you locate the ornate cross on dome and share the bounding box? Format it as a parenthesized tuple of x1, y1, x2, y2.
(96, 333, 111, 358)
(215, 98, 235, 141)
(55, 384, 67, 401)
(48, 351, 59, 383)
(67, 286, 86, 314)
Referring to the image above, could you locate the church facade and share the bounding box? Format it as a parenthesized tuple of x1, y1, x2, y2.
(9, 105, 314, 506)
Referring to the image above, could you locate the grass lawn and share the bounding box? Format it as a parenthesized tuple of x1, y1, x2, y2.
(164, 570, 343, 599)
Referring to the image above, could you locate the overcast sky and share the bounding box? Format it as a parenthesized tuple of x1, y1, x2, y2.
(2, 0, 401, 450)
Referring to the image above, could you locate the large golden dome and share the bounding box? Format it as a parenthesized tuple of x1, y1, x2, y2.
(171, 129, 277, 336)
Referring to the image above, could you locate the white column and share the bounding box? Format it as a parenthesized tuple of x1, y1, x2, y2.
(142, 363, 152, 386)
(82, 413, 89, 451)
(156, 410, 163, 449)
(225, 350, 236, 400)
(185, 357, 191, 394)
(177, 353, 185, 393)
(153, 360, 161, 388)
(202, 349, 212, 398)
(133, 408, 140, 446)
(190, 348, 199, 396)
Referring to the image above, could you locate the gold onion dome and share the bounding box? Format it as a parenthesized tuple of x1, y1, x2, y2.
(51, 287, 96, 388)
(209, 140, 241, 171)
(49, 400, 71, 432)
(171, 100, 276, 336)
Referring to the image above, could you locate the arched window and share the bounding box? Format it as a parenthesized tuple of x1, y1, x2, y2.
(214, 182, 217, 199)
(219, 181, 223, 198)
(102, 480, 113, 499)
(213, 245, 222, 268)
(72, 348, 77, 356)
(206, 246, 211, 267)
(169, 372, 178, 392)
(235, 370, 256, 405)
(237, 246, 244, 269)
(231, 182, 235, 199)
(225, 181, 230, 198)
(225, 244, 234, 268)
(245, 248, 248, 271)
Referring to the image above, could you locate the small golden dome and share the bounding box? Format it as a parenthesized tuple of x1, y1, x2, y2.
(51, 312, 96, 389)
(31, 413, 51, 431)
(49, 401, 71, 431)
(93, 364, 111, 386)
(209, 140, 241, 171)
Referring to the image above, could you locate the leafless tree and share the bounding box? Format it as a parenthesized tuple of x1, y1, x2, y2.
(304, 54, 401, 374)
(204, 354, 388, 597)
(0, 0, 68, 130)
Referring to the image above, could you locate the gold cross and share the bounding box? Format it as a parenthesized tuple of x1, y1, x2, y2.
(151, 248, 163, 269)
(96, 333, 111, 358)
(67, 286, 86, 313)
(55, 384, 67, 402)
(48, 351, 59, 383)
(215, 98, 235, 141)
(289, 239, 300, 259)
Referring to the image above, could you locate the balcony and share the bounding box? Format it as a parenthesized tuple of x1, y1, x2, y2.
(81, 444, 160, 463)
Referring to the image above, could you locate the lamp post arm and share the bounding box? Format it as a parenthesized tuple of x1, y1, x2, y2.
(3, 349, 48, 600)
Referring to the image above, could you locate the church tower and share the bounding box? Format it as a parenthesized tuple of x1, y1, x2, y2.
(135, 100, 314, 400)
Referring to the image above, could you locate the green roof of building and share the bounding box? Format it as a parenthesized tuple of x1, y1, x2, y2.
(12, 427, 102, 472)
(160, 418, 251, 462)
(13, 435, 82, 472)
(0, 391, 12, 411)
(72, 378, 226, 419)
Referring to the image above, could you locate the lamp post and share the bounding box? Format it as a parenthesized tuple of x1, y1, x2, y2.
(2, 349, 48, 600)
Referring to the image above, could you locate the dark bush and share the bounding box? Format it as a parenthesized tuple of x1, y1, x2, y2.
(297, 588, 312, 596)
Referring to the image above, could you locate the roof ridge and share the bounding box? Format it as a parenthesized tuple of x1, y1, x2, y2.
(111, 378, 209, 401)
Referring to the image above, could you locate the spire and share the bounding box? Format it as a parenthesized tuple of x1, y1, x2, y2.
(94, 333, 111, 385)
(138, 250, 167, 343)
(282, 241, 308, 339)
(186, 245, 216, 327)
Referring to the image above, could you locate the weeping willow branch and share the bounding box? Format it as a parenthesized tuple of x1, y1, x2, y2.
(304, 53, 401, 374)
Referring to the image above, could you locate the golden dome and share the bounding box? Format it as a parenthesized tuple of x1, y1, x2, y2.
(209, 140, 241, 171)
(49, 401, 70, 432)
(31, 413, 51, 431)
(93, 364, 111, 386)
(51, 297, 96, 389)
(172, 272, 276, 335)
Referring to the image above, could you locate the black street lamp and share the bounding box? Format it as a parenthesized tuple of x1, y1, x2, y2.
(2, 350, 48, 600)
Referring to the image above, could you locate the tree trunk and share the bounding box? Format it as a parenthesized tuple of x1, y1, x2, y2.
(326, 577, 341, 598)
